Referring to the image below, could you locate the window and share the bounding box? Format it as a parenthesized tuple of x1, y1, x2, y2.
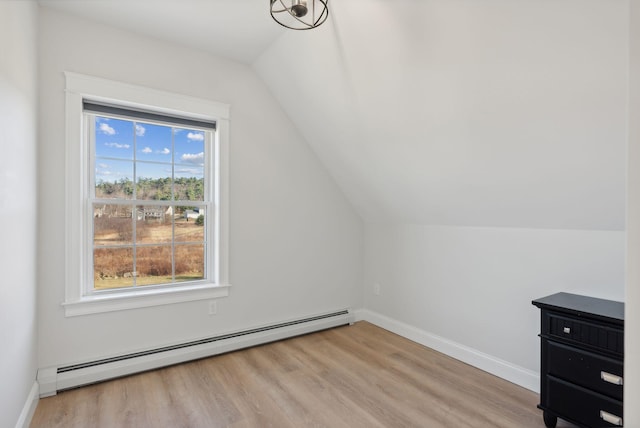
(87, 104, 212, 291)
(63, 73, 230, 316)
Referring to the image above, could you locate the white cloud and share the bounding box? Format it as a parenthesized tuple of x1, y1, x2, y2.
(159, 148, 170, 155)
(105, 142, 130, 149)
(175, 167, 204, 176)
(181, 152, 204, 165)
(141, 147, 152, 154)
(135, 124, 146, 137)
(95, 166, 112, 176)
(187, 132, 204, 142)
(99, 123, 116, 135)
(98, 163, 109, 169)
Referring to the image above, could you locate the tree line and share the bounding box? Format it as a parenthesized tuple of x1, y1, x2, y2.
(96, 177, 204, 201)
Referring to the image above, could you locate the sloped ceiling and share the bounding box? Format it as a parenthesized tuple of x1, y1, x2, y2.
(255, 0, 628, 230)
(40, 0, 629, 230)
(38, 0, 285, 63)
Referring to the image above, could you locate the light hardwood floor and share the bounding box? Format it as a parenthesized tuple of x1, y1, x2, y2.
(31, 322, 574, 427)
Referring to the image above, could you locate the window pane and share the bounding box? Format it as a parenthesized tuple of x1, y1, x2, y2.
(136, 164, 173, 201)
(175, 207, 205, 242)
(175, 128, 205, 202)
(93, 204, 133, 246)
(174, 168, 204, 201)
(95, 160, 134, 199)
(94, 116, 134, 160)
(136, 205, 173, 244)
(175, 244, 204, 283)
(94, 247, 134, 290)
(136, 122, 172, 162)
(175, 129, 205, 167)
(136, 245, 173, 285)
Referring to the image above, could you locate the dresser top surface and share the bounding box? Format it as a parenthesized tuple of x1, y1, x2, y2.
(532, 292, 624, 323)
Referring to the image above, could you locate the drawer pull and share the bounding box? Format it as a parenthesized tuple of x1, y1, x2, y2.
(601, 371, 623, 386)
(600, 410, 623, 426)
(563, 327, 571, 334)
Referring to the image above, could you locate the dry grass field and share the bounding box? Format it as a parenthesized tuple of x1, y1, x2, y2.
(94, 215, 204, 289)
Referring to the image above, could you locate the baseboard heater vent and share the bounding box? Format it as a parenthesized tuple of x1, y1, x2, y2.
(37, 309, 353, 397)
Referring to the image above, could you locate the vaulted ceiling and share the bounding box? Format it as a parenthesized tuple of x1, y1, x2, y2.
(39, 0, 285, 63)
(39, 0, 629, 230)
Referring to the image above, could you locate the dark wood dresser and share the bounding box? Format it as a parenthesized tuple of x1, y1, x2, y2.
(532, 293, 624, 428)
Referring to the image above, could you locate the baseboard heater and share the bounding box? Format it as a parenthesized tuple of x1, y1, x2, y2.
(37, 309, 353, 397)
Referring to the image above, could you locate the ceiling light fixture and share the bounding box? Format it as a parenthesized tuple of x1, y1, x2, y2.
(270, 0, 329, 30)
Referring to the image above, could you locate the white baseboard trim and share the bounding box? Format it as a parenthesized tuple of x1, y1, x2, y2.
(37, 309, 353, 397)
(15, 381, 39, 428)
(356, 309, 539, 393)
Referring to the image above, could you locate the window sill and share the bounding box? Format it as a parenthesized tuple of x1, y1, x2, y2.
(62, 283, 231, 317)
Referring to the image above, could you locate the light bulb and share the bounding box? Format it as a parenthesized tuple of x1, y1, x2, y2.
(290, 0, 308, 17)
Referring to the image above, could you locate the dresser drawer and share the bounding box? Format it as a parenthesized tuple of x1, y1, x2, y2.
(546, 340, 623, 400)
(534, 293, 624, 428)
(546, 376, 623, 427)
(545, 313, 623, 355)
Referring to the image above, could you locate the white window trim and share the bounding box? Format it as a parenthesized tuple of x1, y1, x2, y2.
(63, 72, 230, 317)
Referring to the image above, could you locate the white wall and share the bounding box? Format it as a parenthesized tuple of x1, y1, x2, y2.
(364, 224, 624, 379)
(626, 0, 640, 424)
(256, 0, 628, 391)
(0, 2, 39, 427)
(37, 7, 362, 369)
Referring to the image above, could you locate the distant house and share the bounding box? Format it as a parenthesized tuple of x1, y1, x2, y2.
(184, 208, 204, 220)
(137, 207, 165, 222)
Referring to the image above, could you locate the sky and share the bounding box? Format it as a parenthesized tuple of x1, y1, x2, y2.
(94, 115, 206, 183)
